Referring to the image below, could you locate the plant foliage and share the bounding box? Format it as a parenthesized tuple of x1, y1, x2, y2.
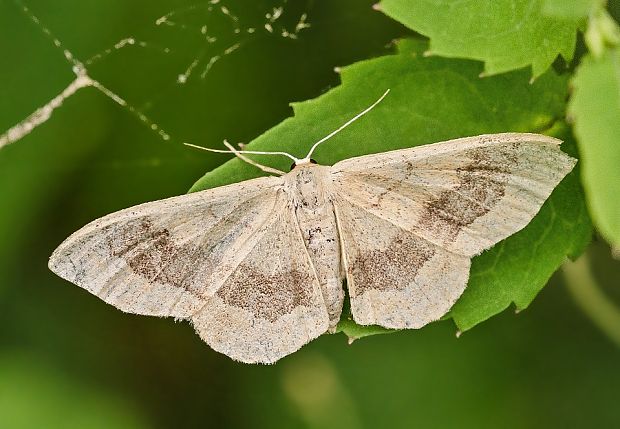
(191, 40, 592, 337)
(378, 0, 581, 77)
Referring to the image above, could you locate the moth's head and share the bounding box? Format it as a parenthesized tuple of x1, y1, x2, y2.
(290, 158, 318, 171)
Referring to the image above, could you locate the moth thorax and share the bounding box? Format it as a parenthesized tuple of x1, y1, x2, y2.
(287, 164, 331, 209)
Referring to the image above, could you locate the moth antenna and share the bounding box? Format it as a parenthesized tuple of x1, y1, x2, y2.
(299, 89, 390, 164)
(222, 140, 286, 175)
(185, 89, 390, 169)
(184, 142, 296, 174)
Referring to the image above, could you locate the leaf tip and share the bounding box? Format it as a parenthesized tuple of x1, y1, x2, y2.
(455, 330, 462, 338)
(422, 50, 433, 58)
(334, 66, 342, 74)
(371, 2, 382, 12)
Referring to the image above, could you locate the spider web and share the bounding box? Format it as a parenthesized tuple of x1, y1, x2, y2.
(0, 0, 311, 149)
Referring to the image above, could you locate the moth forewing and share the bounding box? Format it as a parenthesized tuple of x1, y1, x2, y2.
(48, 176, 285, 318)
(329, 133, 576, 328)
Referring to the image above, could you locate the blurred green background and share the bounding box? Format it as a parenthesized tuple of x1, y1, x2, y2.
(1, 0, 619, 428)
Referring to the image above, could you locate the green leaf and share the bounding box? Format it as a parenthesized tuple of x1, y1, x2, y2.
(377, 0, 580, 77)
(449, 127, 592, 330)
(190, 39, 591, 336)
(335, 291, 394, 341)
(569, 49, 620, 246)
(584, 8, 620, 58)
(336, 318, 394, 342)
(542, 0, 602, 19)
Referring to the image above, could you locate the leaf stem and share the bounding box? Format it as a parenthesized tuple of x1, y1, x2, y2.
(562, 252, 620, 347)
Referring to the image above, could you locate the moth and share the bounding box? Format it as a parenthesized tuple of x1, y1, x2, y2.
(49, 90, 576, 363)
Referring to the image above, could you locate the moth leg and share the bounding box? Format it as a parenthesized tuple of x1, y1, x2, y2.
(223, 140, 286, 176)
